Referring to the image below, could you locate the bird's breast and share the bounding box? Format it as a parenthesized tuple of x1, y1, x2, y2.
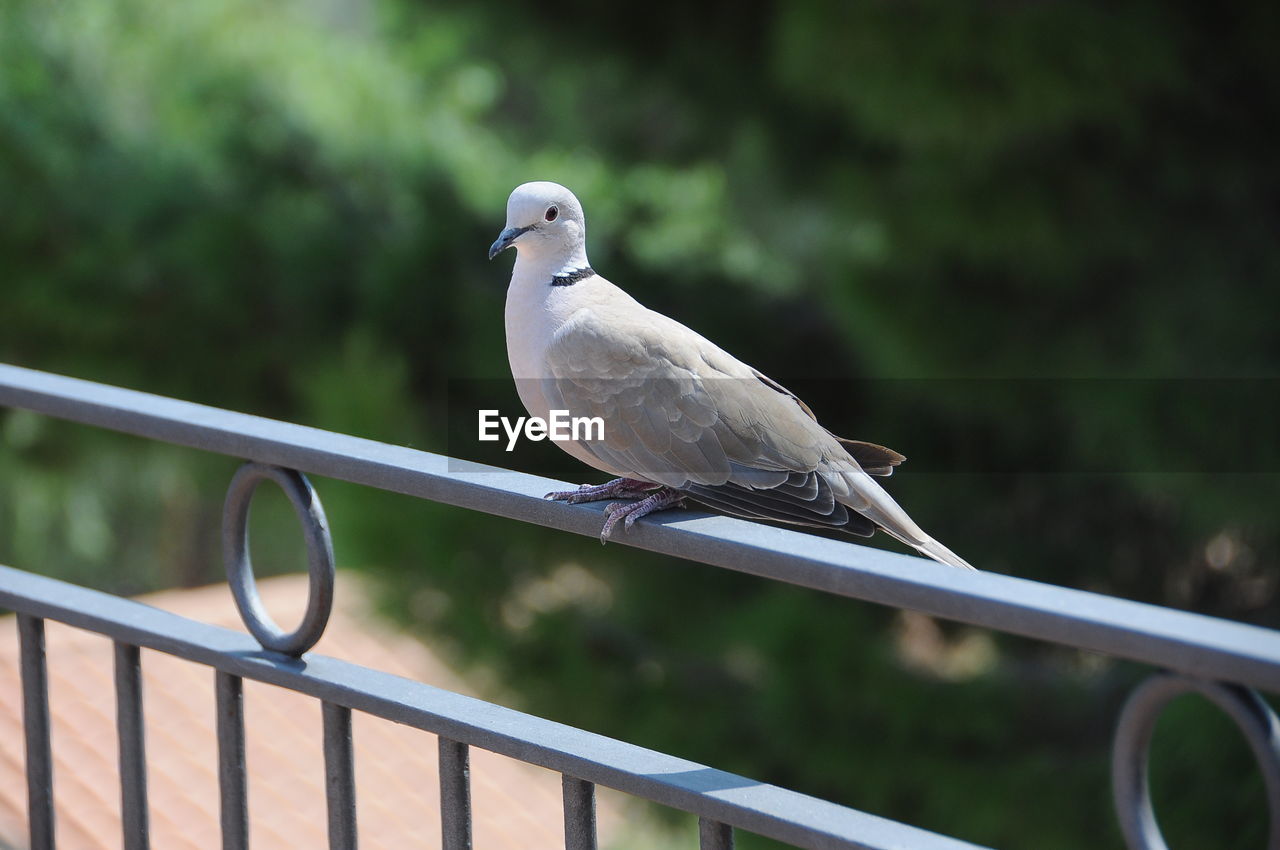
(503, 277, 630, 478)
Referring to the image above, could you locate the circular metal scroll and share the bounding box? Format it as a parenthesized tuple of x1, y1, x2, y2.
(222, 462, 335, 656)
(1111, 672, 1280, 850)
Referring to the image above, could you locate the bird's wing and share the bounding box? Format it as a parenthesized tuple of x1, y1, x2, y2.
(541, 306, 877, 533)
(749, 370, 905, 476)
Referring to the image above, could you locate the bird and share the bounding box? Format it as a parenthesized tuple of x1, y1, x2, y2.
(489, 181, 974, 570)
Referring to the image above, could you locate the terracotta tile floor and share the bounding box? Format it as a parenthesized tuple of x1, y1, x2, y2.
(0, 573, 624, 849)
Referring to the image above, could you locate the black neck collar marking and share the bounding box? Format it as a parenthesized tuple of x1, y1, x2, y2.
(550, 266, 596, 287)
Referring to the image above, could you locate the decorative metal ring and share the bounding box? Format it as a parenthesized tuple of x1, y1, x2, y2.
(1111, 671, 1280, 850)
(222, 462, 335, 656)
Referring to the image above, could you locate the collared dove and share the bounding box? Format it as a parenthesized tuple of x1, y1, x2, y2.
(489, 181, 974, 570)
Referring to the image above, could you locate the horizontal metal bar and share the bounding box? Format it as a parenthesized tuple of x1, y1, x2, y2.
(2, 364, 1278, 692)
(18, 615, 55, 850)
(0, 565, 987, 850)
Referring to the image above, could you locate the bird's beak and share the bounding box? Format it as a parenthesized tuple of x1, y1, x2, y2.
(488, 224, 532, 260)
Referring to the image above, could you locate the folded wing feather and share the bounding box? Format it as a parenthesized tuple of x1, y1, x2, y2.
(542, 307, 896, 535)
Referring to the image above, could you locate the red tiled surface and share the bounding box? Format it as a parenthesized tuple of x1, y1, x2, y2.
(0, 573, 622, 849)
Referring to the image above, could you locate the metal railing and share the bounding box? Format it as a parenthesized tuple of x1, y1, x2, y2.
(0, 362, 1277, 850)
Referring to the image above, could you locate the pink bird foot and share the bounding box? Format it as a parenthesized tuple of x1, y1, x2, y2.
(599, 487, 686, 543)
(545, 477, 658, 504)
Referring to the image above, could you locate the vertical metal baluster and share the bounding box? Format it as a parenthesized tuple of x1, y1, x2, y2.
(216, 671, 248, 850)
(322, 702, 357, 850)
(438, 737, 472, 850)
(114, 642, 149, 850)
(699, 817, 734, 850)
(18, 615, 55, 850)
(562, 775, 597, 850)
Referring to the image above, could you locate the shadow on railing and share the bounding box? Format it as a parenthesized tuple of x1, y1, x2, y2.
(1, 363, 1278, 850)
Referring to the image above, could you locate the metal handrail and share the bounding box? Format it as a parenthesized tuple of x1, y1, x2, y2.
(2, 362, 1278, 850)
(2, 363, 1278, 691)
(0, 564, 980, 850)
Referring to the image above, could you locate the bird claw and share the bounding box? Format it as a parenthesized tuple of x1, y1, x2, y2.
(545, 478, 656, 505)
(597, 488, 685, 544)
(544, 486, 595, 504)
(598, 501, 629, 543)
(544, 480, 684, 542)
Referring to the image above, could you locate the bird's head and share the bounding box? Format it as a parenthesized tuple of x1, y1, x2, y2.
(488, 181, 586, 262)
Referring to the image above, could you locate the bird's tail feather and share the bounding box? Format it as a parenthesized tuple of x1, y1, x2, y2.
(842, 471, 977, 570)
(874, 525, 976, 571)
(910, 536, 976, 571)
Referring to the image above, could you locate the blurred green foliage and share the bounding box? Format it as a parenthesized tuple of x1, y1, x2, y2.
(1, 0, 1278, 847)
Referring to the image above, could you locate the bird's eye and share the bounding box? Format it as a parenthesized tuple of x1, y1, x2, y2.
(544, 205, 559, 222)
